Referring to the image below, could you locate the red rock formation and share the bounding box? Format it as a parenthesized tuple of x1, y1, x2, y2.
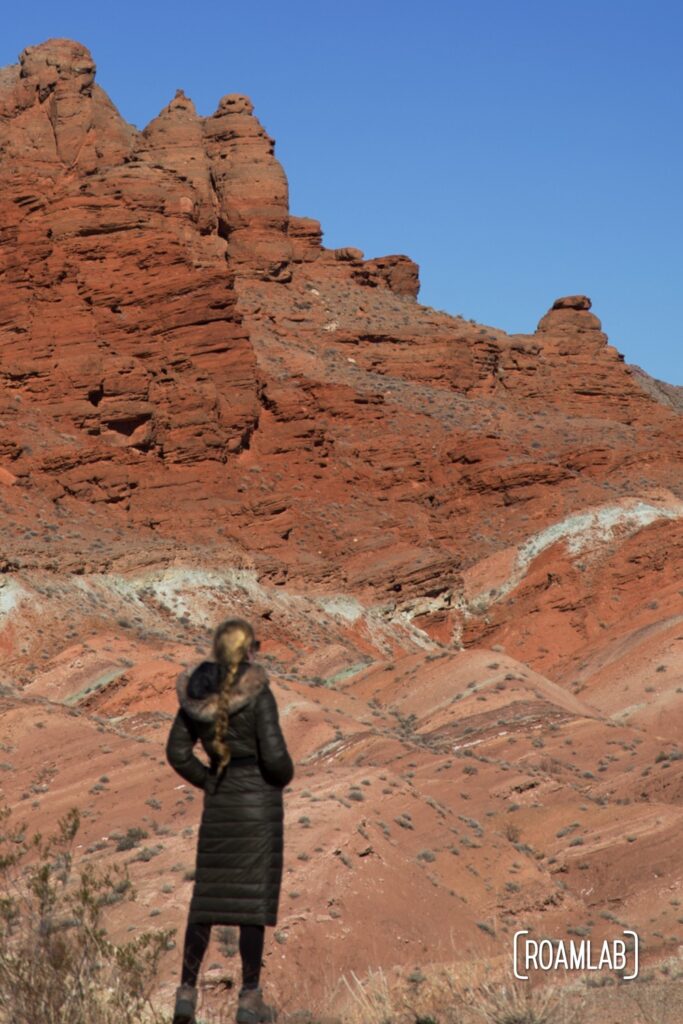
(0, 37, 682, 1018)
(203, 92, 293, 280)
(354, 253, 420, 298)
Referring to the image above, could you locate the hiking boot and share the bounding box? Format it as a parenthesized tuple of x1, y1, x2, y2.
(173, 983, 198, 1024)
(235, 985, 278, 1023)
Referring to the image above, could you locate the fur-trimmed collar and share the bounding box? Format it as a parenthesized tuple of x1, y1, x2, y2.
(176, 660, 269, 722)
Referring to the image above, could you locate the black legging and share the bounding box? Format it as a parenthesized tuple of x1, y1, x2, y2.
(181, 921, 265, 989)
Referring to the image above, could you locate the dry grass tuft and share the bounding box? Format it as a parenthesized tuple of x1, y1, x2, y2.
(321, 957, 586, 1024)
(441, 956, 586, 1023)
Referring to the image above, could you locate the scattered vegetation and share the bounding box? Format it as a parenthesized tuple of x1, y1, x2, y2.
(0, 803, 172, 1024)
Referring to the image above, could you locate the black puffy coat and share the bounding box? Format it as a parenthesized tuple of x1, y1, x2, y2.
(165, 659, 294, 926)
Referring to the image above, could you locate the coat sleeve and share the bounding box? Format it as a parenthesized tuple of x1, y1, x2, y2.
(255, 685, 295, 788)
(165, 709, 210, 790)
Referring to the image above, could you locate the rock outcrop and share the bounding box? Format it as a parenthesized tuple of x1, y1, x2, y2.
(1, 37, 680, 612)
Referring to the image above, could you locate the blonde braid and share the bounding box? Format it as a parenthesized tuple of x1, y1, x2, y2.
(212, 618, 255, 774)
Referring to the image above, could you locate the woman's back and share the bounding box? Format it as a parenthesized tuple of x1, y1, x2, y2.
(168, 658, 294, 790)
(166, 619, 292, 1023)
(166, 653, 294, 924)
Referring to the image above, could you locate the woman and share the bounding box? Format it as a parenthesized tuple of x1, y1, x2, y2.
(166, 617, 294, 1024)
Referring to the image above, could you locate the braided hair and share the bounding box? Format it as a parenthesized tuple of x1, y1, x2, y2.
(212, 617, 256, 774)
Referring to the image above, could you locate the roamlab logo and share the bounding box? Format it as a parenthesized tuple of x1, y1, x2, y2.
(513, 930, 639, 980)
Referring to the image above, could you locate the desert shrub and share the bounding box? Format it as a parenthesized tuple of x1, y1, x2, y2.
(504, 823, 521, 843)
(115, 827, 148, 852)
(129, 845, 163, 863)
(0, 803, 172, 1024)
(476, 920, 496, 936)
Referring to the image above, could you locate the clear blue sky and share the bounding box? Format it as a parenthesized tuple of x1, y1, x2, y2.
(5, 1, 682, 385)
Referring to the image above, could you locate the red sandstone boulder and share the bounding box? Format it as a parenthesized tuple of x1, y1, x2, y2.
(551, 294, 592, 310)
(288, 216, 323, 262)
(536, 294, 605, 336)
(333, 246, 364, 261)
(358, 254, 420, 299)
